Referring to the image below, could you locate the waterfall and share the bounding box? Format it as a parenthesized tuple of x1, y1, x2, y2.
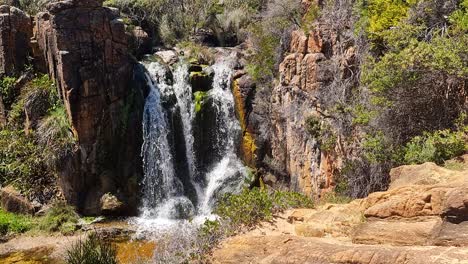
(141, 62, 195, 219)
(139, 55, 246, 224)
(172, 64, 202, 201)
(199, 60, 246, 215)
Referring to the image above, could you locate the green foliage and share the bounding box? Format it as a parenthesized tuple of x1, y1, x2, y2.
(17, 0, 49, 15)
(65, 233, 118, 264)
(7, 74, 58, 127)
(37, 105, 76, 166)
(39, 201, 79, 235)
(215, 188, 314, 229)
(444, 160, 466, 171)
(0, 129, 51, 196)
(0, 209, 33, 235)
(30, 74, 59, 108)
(246, 24, 282, 82)
(302, 2, 320, 33)
(305, 116, 337, 152)
(403, 128, 467, 165)
(0, 76, 17, 109)
(305, 116, 321, 138)
(354, 0, 419, 45)
(450, 0, 468, 32)
(362, 131, 394, 164)
(352, 104, 376, 125)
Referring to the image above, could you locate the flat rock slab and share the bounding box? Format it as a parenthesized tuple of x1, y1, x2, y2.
(432, 221, 468, 247)
(351, 218, 440, 246)
(212, 235, 468, 264)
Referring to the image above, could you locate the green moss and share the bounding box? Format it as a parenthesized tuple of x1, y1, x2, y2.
(194, 91, 208, 113)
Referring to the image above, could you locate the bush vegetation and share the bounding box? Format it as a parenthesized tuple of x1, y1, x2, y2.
(0, 129, 51, 198)
(403, 128, 467, 165)
(214, 188, 314, 231)
(0, 76, 18, 109)
(336, 0, 468, 197)
(0, 74, 75, 201)
(39, 201, 80, 235)
(0, 209, 33, 236)
(65, 233, 118, 264)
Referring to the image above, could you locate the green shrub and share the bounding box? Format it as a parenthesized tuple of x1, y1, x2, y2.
(0, 129, 52, 196)
(39, 201, 79, 235)
(0, 76, 17, 109)
(215, 188, 314, 230)
(362, 131, 396, 164)
(352, 104, 377, 125)
(7, 74, 58, 127)
(0, 209, 33, 235)
(302, 2, 320, 33)
(305, 116, 337, 152)
(65, 233, 117, 264)
(403, 129, 467, 165)
(354, 0, 419, 47)
(37, 105, 76, 166)
(305, 116, 321, 137)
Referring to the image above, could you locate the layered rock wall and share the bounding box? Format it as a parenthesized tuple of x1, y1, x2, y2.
(33, 0, 145, 215)
(266, 25, 354, 196)
(0, 5, 31, 76)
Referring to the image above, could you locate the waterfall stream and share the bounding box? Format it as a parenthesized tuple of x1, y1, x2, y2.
(136, 56, 247, 230)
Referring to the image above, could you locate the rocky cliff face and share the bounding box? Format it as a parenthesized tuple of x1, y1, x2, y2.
(262, 23, 356, 197)
(0, 5, 31, 76)
(33, 0, 146, 215)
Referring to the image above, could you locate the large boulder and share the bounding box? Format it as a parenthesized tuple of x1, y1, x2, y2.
(33, 0, 145, 215)
(0, 186, 34, 215)
(0, 5, 32, 76)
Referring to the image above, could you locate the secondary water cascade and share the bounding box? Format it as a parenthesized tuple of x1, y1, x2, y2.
(137, 55, 247, 228)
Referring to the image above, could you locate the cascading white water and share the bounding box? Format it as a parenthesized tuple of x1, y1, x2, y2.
(141, 62, 194, 219)
(172, 64, 202, 202)
(198, 59, 247, 215)
(137, 55, 246, 229)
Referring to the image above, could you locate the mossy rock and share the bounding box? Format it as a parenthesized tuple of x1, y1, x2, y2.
(190, 71, 213, 93)
(194, 91, 208, 113)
